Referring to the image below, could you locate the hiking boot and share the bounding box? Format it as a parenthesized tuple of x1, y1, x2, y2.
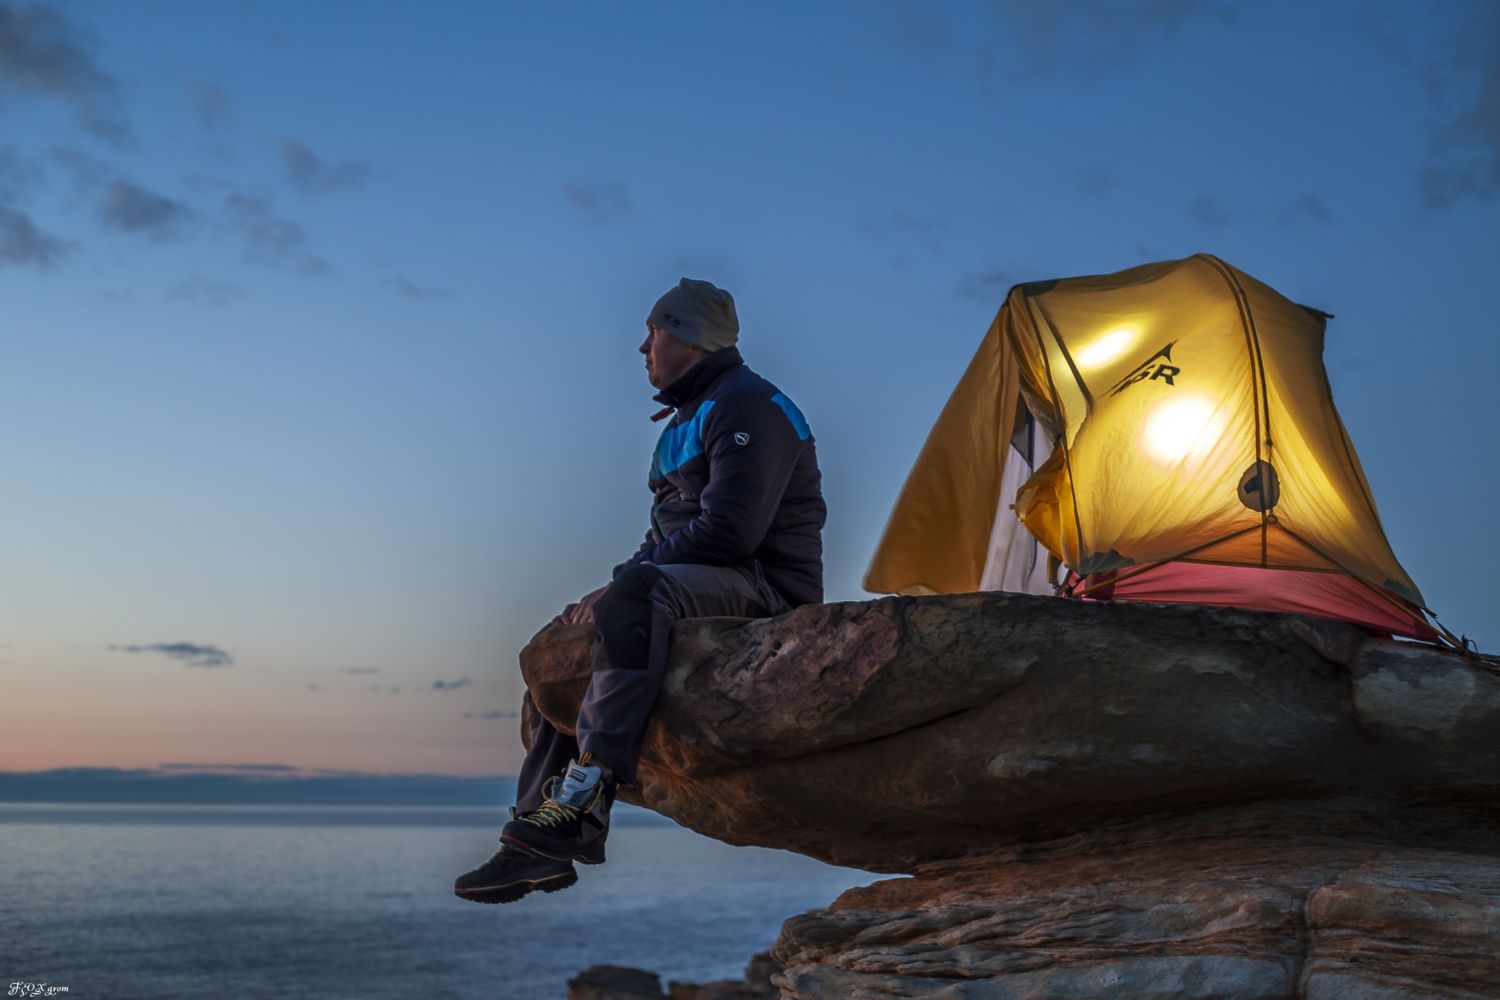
(453, 843, 577, 904)
(502, 758, 615, 864)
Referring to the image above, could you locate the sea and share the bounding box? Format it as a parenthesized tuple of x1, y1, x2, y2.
(0, 801, 880, 1000)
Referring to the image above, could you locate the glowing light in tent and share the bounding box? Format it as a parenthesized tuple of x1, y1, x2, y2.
(1142, 393, 1225, 465)
(1075, 326, 1137, 370)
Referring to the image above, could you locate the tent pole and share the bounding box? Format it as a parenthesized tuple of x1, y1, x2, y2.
(1275, 525, 1462, 651)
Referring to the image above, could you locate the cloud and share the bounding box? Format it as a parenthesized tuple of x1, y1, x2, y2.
(223, 193, 330, 274)
(432, 677, 472, 691)
(957, 266, 1016, 301)
(108, 641, 234, 668)
(0, 1, 130, 143)
(1187, 194, 1230, 227)
(1066, 164, 1115, 198)
(279, 138, 373, 196)
(0, 144, 41, 203)
(1416, 5, 1500, 208)
(1276, 194, 1333, 227)
(339, 666, 378, 675)
(1362, 3, 1500, 209)
(169, 276, 245, 305)
(0, 205, 69, 267)
(184, 76, 229, 127)
(997, 0, 1218, 61)
(384, 274, 449, 300)
(464, 709, 519, 721)
(860, 211, 946, 255)
(563, 180, 631, 223)
(47, 145, 109, 195)
(879, 0, 1227, 90)
(891, 3, 953, 59)
(99, 180, 192, 240)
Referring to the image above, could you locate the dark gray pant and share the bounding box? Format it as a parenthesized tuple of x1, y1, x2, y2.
(515, 561, 791, 813)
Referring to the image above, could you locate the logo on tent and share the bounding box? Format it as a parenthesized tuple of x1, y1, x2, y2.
(1108, 341, 1180, 397)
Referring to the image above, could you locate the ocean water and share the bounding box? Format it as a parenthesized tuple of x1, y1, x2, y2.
(0, 803, 880, 1000)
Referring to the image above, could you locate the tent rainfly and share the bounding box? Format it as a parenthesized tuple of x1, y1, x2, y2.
(865, 254, 1453, 645)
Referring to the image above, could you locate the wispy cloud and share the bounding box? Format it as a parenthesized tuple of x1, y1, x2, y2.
(1276, 194, 1333, 227)
(0, 1, 130, 143)
(957, 266, 1016, 301)
(432, 678, 471, 691)
(339, 666, 378, 675)
(279, 138, 373, 196)
(1066, 164, 1115, 198)
(1363, 3, 1500, 209)
(860, 210, 946, 255)
(563, 180, 631, 223)
(108, 641, 234, 668)
(878, 0, 1227, 93)
(99, 180, 192, 240)
(223, 193, 330, 275)
(0, 204, 69, 267)
(169, 276, 245, 306)
(1417, 5, 1500, 208)
(184, 75, 230, 127)
(0, 144, 41, 203)
(48, 145, 109, 196)
(464, 709, 519, 720)
(385, 274, 449, 301)
(1188, 194, 1231, 228)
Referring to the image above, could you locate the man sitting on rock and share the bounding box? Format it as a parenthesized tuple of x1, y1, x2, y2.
(456, 277, 827, 904)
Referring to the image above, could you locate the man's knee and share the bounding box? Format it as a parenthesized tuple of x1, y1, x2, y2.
(594, 563, 664, 635)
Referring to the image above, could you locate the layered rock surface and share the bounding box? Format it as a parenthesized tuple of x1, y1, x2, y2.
(522, 593, 1500, 998)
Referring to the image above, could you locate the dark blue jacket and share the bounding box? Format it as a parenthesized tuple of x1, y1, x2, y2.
(613, 346, 826, 608)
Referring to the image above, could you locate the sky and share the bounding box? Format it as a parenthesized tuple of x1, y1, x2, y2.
(2, 0, 1496, 779)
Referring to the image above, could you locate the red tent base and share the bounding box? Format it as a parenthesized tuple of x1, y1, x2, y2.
(1071, 562, 1438, 642)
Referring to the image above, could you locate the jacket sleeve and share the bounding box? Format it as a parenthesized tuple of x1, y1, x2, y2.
(612, 527, 658, 580)
(633, 391, 806, 567)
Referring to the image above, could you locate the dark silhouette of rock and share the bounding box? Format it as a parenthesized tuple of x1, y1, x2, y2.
(569, 954, 780, 1000)
(530, 593, 1500, 997)
(567, 965, 663, 999)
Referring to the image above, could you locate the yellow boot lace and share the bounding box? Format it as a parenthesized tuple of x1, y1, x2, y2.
(526, 796, 581, 830)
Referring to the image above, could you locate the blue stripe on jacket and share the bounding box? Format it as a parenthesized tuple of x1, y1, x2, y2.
(770, 393, 812, 441)
(650, 399, 716, 480)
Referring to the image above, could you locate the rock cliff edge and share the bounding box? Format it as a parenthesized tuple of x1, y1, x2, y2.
(527, 593, 1500, 999)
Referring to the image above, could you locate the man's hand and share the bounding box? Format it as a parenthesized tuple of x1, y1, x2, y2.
(559, 585, 609, 626)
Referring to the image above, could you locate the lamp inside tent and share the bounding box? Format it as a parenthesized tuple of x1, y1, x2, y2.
(865, 254, 1455, 646)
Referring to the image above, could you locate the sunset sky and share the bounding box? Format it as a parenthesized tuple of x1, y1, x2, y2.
(4, 1, 1496, 779)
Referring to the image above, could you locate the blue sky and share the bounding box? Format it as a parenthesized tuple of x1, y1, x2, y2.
(3, 1, 1496, 776)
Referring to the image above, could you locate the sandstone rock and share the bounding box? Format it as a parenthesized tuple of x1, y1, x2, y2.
(772, 803, 1500, 998)
(667, 952, 781, 999)
(529, 593, 1500, 997)
(568, 954, 781, 1000)
(567, 965, 664, 1000)
(521, 593, 1500, 872)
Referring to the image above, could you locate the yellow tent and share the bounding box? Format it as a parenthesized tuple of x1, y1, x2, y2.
(865, 254, 1448, 643)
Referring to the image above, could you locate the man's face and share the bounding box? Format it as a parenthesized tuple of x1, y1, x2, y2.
(640, 323, 707, 390)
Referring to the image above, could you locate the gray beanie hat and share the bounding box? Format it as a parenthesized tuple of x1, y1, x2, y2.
(648, 278, 739, 352)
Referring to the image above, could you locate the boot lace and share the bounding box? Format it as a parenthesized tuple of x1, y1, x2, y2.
(523, 796, 580, 831)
